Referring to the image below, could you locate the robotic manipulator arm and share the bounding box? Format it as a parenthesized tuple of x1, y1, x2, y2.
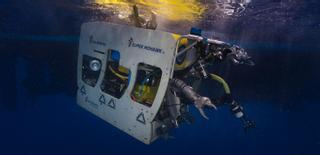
(172, 34, 255, 131)
(180, 34, 255, 66)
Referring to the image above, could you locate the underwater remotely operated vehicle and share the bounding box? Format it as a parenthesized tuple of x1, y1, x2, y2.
(77, 22, 255, 144)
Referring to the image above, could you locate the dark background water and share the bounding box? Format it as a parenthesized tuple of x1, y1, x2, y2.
(0, 0, 320, 155)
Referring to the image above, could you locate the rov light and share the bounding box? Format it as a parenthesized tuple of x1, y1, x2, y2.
(89, 59, 101, 71)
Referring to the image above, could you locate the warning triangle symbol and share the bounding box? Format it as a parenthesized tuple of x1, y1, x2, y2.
(80, 86, 86, 96)
(99, 95, 106, 105)
(136, 112, 146, 124)
(107, 98, 116, 109)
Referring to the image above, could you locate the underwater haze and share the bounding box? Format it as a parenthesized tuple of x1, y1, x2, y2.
(1, 0, 320, 155)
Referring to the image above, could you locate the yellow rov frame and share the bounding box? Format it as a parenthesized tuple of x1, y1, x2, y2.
(77, 22, 232, 144)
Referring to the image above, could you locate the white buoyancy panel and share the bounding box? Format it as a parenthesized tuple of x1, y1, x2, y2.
(77, 22, 178, 144)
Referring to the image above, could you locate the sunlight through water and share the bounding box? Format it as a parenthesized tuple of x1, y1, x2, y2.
(93, 0, 206, 21)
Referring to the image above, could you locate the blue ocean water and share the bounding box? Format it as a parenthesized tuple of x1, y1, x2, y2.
(1, 0, 320, 155)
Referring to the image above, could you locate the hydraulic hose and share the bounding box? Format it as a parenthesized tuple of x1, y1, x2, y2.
(209, 73, 231, 94)
(108, 65, 128, 81)
(209, 73, 255, 130)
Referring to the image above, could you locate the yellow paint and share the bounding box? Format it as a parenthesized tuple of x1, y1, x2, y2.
(171, 34, 181, 41)
(94, 0, 205, 21)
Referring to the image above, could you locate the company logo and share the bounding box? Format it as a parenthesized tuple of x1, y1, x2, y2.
(128, 38, 134, 47)
(128, 37, 164, 54)
(89, 35, 106, 46)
